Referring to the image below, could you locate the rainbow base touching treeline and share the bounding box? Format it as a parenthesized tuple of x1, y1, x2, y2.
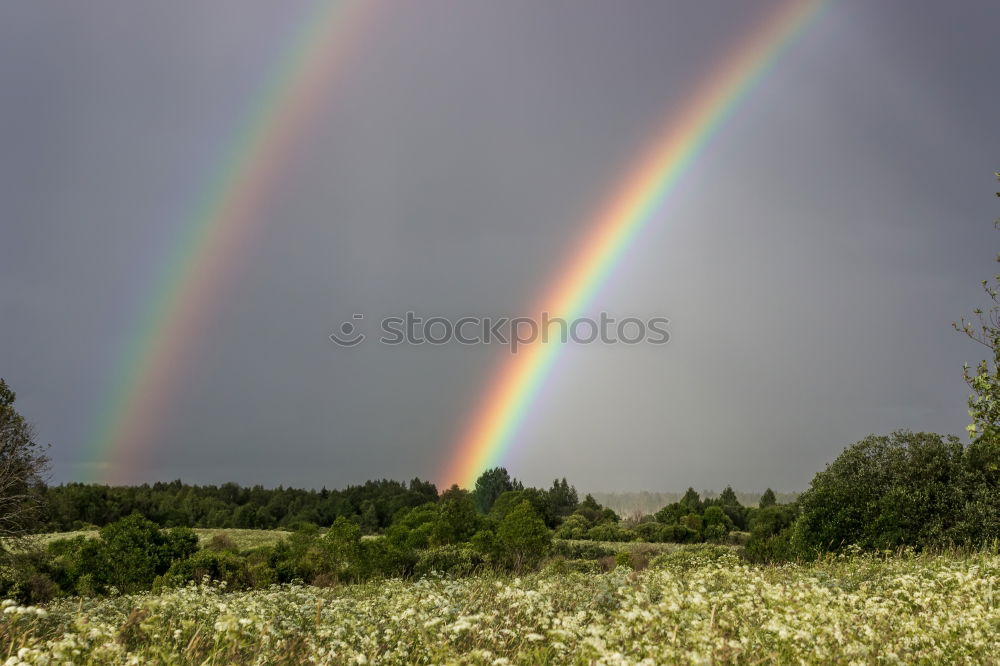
(441, 0, 826, 489)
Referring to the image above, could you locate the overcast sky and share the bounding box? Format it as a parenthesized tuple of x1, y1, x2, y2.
(1, 0, 998, 493)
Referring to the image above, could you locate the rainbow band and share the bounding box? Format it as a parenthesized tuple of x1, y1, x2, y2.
(444, 0, 826, 489)
(87, 0, 374, 483)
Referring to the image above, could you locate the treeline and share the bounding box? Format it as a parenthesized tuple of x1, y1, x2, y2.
(39, 478, 439, 532)
(2, 468, 786, 602)
(5, 428, 1000, 604)
(592, 490, 799, 517)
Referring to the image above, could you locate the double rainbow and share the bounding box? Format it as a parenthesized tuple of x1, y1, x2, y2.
(443, 0, 826, 489)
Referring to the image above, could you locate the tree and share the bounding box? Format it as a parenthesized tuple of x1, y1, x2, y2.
(546, 478, 579, 522)
(433, 485, 480, 545)
(680, 487, 702, 512)
(759, 488, 777, 508)
(718, 486, 740, 507)
(78, 514, 197, 594)
(496, 501, 551, 570)
(703, 506, 734, 531)
(790, 431, 968, 555)
(472, 467, 521, 514)
(0, 379, 49, 547)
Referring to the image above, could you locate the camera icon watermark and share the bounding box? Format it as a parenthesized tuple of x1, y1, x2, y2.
(329, 313, 366, 347)
(330, 312, 669, 353)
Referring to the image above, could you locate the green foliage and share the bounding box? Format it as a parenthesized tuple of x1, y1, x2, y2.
(472, 467, 521, 514)
(632, 521, 671, 543)
(573, 494, 617, 525)
(433, 486, 480, 545)
(703, 506, 734, 531)
(546, 478, 579, 523)
(489, 487, 551, 526)
(654, 502, 687, 525)
(39, 477, 438, 533)
(680, 488, 702, 513)
(586, 523, 635, 543)
(791, 430, 1000, 556)
(155, 549, 255, 591)
(759, 488, 777, 508)
(413, 545, 482, 577)
(553, 513, 590, 540)
(955, 175, 1000, 442)
(0, 378, 49, 543)
(496, 501, 552, 570)
(717, 486, 740, 507)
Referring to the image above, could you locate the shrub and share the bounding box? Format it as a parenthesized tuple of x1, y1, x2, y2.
(790, 431, 977, 556)
(413, 545, 481, 577)
(586, 523, 635, 543)
(497, 501, 552, 570)
(632, 521, 670, 543)
(553, 514, 590, 540)
(155, 550, 254, 591)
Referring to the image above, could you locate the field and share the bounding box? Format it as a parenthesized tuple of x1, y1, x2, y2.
(26, 529, 290, 551)
(3, 547, 998, 665)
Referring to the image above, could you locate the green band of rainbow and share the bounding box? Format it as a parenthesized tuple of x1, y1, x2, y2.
(85, 0, 374, 483)
(443, 0, 827, 489)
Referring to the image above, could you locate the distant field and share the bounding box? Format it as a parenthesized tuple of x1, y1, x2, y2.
(26, 528, 290, 550)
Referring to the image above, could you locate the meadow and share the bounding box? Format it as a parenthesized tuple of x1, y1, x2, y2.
(26, 528, 291, 551)
(3, 546, 998, 665)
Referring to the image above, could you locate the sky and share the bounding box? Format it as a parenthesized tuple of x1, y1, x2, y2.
(1, 0, 998, 493)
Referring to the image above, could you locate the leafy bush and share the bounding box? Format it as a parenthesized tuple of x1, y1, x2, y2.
(497, 501, 552, 570)
(413, 545, 481, 577)
(155, 550, 255, 591)
(553, 514, 590, 540)
(790, 431, 997, 556)
(586, 523, 635, 543)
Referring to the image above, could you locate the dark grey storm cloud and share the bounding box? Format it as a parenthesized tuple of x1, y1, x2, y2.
(1, 0, 998, 492)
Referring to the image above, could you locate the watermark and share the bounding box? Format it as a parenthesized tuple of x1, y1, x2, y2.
(329, 312, 670, 353)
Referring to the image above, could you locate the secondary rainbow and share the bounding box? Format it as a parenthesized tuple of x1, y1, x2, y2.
(86, 0, 374, 483)
(443, 0, 827, 489)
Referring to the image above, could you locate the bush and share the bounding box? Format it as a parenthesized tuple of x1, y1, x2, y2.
(77, 515, 199, 594)
(497, 502, 552, 570)
(633, 521, 671, 543)
(155, 550, 254, 591)
(586, 523, 635, 543)
(413, 545, 481, 577)
(553, 514, 590, 540)
(790, 431, 985, 556)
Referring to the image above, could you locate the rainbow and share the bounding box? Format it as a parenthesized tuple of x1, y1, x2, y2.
(86, 0, 374, 483)
(443, 0, 827, 489)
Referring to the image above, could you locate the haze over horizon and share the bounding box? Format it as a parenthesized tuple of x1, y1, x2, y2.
(2, 0, 999, 492)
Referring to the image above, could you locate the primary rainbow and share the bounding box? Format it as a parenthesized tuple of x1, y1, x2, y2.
(443, 0, 826, 489)
(86, 0, 374, 483)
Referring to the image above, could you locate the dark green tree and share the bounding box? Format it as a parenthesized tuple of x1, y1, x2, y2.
(680, 487, 702, 512)
(496, 501, 551, 570)
(759, 488, 777, 508)
(472, 467, 521, 514)
(546, 478, 579, 522)
(433, 485, 480, 545)
(718, 486, 740, 507)
(791, 431, 968, 556)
